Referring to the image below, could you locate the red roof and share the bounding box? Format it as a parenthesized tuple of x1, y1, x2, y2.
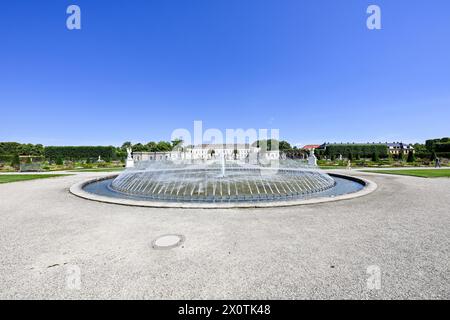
(302, 145, 321, 150)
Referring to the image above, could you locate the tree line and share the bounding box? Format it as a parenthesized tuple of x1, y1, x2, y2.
(0, 140, 182, 163)
(425, 138, 450, 159)
(1, 138, 448, 164)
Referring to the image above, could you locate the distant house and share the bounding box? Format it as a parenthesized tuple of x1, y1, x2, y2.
(386, 142, 415, 155)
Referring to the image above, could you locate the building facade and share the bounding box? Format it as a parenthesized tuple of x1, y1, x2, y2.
(132, 144, 279, 162)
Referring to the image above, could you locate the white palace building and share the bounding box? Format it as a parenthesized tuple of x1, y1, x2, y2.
(132, 144, 280, 162)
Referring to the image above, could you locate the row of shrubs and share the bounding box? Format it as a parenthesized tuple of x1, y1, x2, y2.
(316, 144, 389, 159)
(0, 141, 179, 164)
(425, 138, 450, 152)
(43, 146, 118, 162)
(0, 145, 120, 169)
(0, 155, 15, 163)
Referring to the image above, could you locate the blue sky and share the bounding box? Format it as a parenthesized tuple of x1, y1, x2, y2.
(1, 0, 449, 146)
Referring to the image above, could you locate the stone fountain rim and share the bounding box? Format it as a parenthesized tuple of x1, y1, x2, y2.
(69, 172, 377, 209)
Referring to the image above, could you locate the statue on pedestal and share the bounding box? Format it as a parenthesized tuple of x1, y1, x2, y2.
(308, 148, 318, 167)
(126, 147, 134, 168)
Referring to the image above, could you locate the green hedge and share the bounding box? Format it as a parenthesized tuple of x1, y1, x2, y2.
(0, 142, 44, 156)
(323, 144, 388, 158)
(436, 152, 450, 159)
(44, 146, 116, 161)
(0, 154, 14, 163)
(434, 142, 450, 153)
(426, 138, 450, 152)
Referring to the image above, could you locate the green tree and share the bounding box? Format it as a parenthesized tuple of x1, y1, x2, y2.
(44, 146, 116, 161)
(146, 142, 157, 152)
(431, 152, 437, 161)
(132, 143, 146, 152)
(387, 153, 393, 163)
(156, 141, 172, 152)
(324, 143, 388, 159)
(254, 139, 289, 151)
(372, 152, 380, 162)
(121, 141, 132, 151)
(171, 139, 183, 150)
(0, 142, 44, 156)
(407, 151, 416, 163)
(11, 154, 20, 168)
(278, 140, 292, 151)
(412, 143, 430, 159)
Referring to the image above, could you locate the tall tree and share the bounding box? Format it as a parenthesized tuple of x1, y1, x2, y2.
(132, 143, 146, 152)
(171, 139, 183, 149)
(146, 142, 157, 152)
(156, 141, 172, 152)
(121, 141, 132, 151)
(407, 151, 416, 163)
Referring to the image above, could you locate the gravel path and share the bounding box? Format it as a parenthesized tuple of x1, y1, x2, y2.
(0, 171, 448, 299)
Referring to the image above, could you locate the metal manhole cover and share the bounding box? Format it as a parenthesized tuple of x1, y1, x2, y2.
(151, 234, 185, 250)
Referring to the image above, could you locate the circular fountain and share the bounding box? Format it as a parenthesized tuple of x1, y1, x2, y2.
(111, 161, 335, 202)
(71, 158, 376, 208)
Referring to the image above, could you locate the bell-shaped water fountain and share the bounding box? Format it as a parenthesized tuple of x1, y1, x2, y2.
(108, 158, 337, 203)
(73, 155, 373, 208)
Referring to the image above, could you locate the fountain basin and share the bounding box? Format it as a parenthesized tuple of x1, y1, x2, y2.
(70, 171, 376, 208)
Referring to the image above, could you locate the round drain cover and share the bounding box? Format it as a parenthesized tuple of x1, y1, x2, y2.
(152, 234, 185, 250)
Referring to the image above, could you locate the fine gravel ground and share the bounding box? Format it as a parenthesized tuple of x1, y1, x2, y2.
(0, 171, 448, 299)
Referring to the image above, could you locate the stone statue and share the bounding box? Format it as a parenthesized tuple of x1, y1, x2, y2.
(308, 148, 318, 167)
(126, 147, 134, 168)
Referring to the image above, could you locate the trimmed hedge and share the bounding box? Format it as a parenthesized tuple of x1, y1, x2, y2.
(0, 142, 44, 156)
(426, 138, 450, 152)
(44, 146, 116, 161)
(323, 144, 388, 158)
(435, 143, 450, 153)
(436, 152, 450, 159)
(0, 154, 14, 163)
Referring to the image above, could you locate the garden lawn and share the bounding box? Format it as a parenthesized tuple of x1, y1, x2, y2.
(363, 169, 450, 178)
(0, 174, 70, 184)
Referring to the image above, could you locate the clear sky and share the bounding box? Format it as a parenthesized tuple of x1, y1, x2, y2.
(1, 0, 449, 147)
